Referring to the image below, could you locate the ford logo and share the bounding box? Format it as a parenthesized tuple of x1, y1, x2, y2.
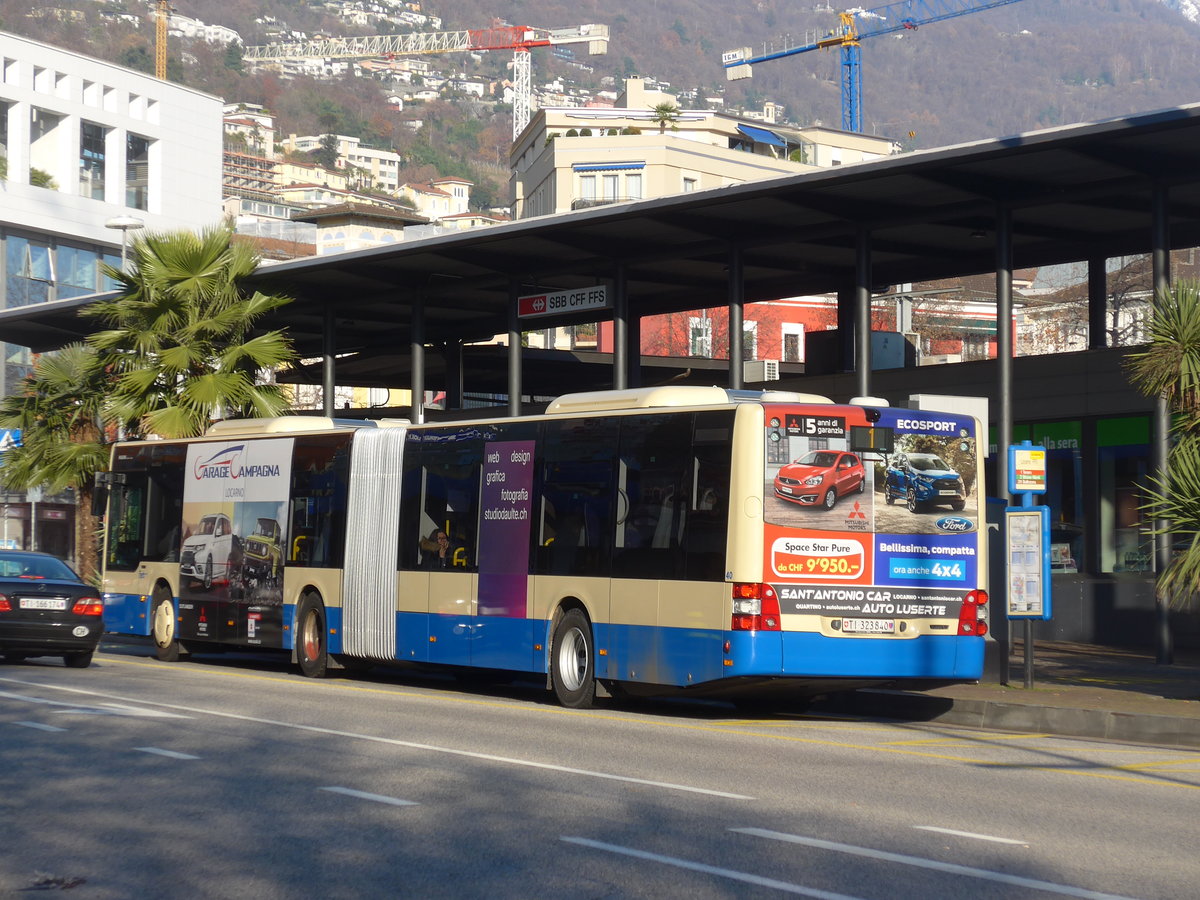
(935, 516, 972, 532)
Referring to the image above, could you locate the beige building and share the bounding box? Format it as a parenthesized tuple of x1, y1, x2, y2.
(396, 176, 472, 222)
(510, 77, 900, 219)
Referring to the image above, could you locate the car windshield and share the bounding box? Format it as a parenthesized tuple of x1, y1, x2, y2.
(910, 455, 950, 471)
(252, 519, 277, 538)
(798, 451, 839, 467)
(0, 552, 79, 580)
(197, 516, 218, 535)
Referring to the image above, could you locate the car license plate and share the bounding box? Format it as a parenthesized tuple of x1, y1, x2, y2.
(841, 618, 895, 634)
(781, 486, 793, 494)
(939, 489, 959, 496)
(20, 597, 67, 611)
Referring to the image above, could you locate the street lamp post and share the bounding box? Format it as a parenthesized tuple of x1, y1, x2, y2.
(104, 215, 144, 270)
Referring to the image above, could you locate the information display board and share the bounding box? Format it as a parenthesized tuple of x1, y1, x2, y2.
(1006, 505, 1052, 620)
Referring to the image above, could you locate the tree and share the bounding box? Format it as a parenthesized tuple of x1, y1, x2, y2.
(314, 132, 340, 170)
(1127, 280, 1200, 608)
(651, 102, 681, 134)
(84, 225, 298, 439)
(0, 345, 114, 583)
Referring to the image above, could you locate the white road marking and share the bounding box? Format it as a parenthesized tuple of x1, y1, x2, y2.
(561, 837, 867, 900)
(0, 678, 753, 801)
(0, 688, 190, 719)
(914, 825, 1028, 845)
(135, 747, 200, 760)
(14, 721, 66, 732)
(320, 786, 418, 807)
(733, 828, 1142, 900)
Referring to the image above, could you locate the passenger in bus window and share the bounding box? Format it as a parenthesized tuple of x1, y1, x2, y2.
(422, 529, 462, 569)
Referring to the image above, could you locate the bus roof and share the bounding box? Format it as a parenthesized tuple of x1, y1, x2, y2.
(204, 416, 408, 436)
(544, 386, 832, 415)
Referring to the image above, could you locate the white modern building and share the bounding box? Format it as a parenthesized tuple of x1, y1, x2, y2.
(0, 29, 225, 397)
(0, 29, 224, 560)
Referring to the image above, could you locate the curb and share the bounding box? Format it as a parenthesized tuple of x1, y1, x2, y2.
(814, 689, 1200, 750)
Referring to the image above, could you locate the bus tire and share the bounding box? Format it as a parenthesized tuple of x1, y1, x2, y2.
(296, 594, 329, 679)
(151, 590, 181, 662)
(551, 608, 595, 709)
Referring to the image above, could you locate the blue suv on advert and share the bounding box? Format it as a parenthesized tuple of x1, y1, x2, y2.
(883, 452, 966, 513)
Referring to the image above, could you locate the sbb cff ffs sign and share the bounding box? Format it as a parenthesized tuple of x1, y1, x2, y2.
(518, 286, 609, 319)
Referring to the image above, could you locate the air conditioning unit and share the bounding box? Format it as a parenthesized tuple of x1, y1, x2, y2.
(744, 359, 780, 382)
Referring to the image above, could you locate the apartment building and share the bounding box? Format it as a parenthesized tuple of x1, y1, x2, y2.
(510, 77, 899, 218)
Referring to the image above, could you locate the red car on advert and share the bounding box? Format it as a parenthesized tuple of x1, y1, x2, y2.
(773, 450, 866, 510)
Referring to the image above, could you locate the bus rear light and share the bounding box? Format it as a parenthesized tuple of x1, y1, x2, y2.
(957, 590, 988, 636)
(731, 584, 781, 632)
(71, 597, 104, 616)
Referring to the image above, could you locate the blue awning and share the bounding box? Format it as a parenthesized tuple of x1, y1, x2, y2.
(737, 124, 787, 148)
(572, 162, 646, 172)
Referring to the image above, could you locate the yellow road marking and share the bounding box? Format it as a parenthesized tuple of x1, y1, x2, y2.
(98, 654, 1200, 791)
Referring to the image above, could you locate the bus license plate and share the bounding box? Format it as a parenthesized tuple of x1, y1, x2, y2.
(20, 597, 67, 611)
(841, 618, 895, 634)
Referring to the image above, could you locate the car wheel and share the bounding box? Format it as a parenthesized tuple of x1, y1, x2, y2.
(822, 487, 837, 510)
(203, 556, 213, 590)
(296, 593, 329, 678)
(951, 500, 965, 511)
(551, 608, 595, 709)
(907, 488, 921, 513)
(884, 487, 894, 505)
(857, 478, 865, 493)
(63, 651, 93, 668)
(151, 590, 182, 662)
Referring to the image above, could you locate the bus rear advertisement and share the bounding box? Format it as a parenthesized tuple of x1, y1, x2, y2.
(98, 386, 987, 708)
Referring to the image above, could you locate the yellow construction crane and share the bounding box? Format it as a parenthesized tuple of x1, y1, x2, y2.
(154, 0, 171, 79)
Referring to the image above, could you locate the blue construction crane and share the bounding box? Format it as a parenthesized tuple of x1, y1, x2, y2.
(722, 0, 1027, 134)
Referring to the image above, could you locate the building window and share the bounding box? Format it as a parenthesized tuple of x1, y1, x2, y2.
(6, 235, 53, 308)
(578, 174, 595, 205)
(743, 321, 758, 359)
(602, 174, 618, 201)
(29, 107, 62, 190)
(782, 324, 805, 363)
(126, 133, 150, 210)
(79, 120, 106, 200)
(56, 244, 100, 299)
(689, 315, 713, 357)
(683, 177, 697, 192)
(626, 173, 642, 200)
(1098, 417, 1152, 574)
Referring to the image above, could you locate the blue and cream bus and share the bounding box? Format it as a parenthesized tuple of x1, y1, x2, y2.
(98, 386, 987, 708)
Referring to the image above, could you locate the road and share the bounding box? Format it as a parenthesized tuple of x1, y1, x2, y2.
(1, 638, 1197, 899)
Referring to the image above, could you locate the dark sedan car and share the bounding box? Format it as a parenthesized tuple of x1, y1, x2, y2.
(0, 550, 103, 668)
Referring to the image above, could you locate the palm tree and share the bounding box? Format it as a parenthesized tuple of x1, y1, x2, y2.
(651, 101, 681, 134)
(0, 344, 115, 582)
(1127, 279, 1200, 607)
(84, 225, 297, 439)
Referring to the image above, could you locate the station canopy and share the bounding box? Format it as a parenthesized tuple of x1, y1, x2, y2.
(5, 103, 1200, 395)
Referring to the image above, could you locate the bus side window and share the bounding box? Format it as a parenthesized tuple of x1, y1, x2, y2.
(684, 411, 734, 582)
(401, 428, 482, 571)
(289, 435, 352, 569)
(535, 418, 617, 577)
(613, 414, 692, 580)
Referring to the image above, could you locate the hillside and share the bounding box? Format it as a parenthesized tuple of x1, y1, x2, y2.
(4, 0, 1200, 192)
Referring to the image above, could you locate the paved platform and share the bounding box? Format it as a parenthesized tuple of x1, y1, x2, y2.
(815, 641, 1200, 749)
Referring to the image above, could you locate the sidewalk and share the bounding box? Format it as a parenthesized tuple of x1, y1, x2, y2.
(815, 641, 1200, 749)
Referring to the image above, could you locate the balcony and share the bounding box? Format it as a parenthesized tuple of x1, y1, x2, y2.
(570, 196, 641, 211)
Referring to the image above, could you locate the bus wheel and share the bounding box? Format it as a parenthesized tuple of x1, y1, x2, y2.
(296, 594, 329, 678)
(551, 608, 595, 709)
(151, 591, 181, 662)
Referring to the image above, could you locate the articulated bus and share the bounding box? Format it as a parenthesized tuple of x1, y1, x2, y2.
(98, 386, 987, 708)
